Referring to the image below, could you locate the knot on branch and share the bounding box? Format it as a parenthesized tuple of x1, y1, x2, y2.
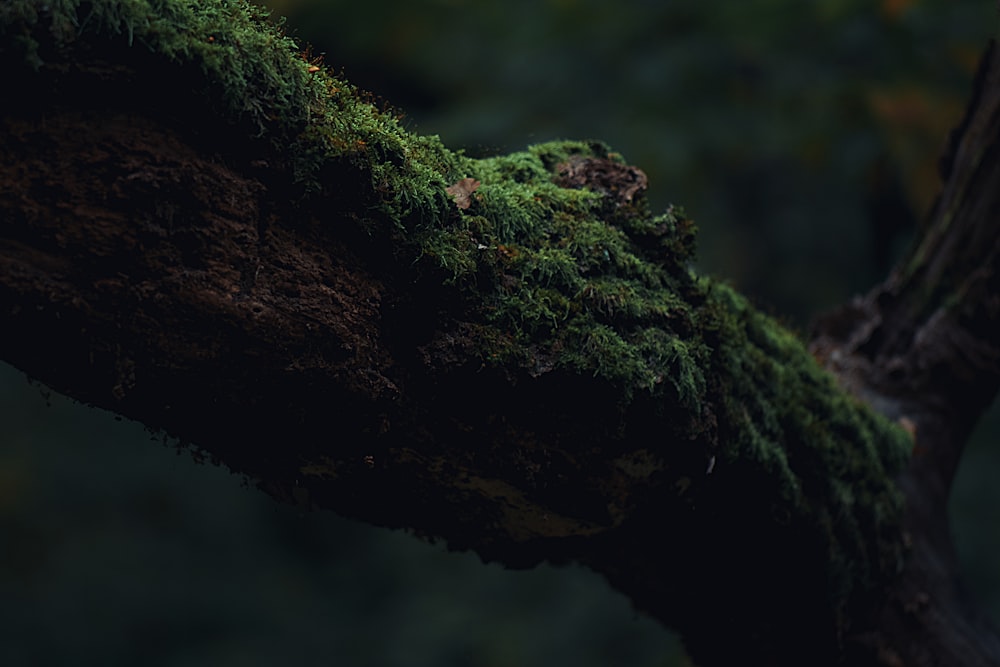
(554, 155, 648, 207)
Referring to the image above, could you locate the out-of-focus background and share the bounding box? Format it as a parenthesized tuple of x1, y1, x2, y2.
(1, 1, 998, 665)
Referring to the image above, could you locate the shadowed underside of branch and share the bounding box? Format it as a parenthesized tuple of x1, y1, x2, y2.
(0, 2, 998, 665)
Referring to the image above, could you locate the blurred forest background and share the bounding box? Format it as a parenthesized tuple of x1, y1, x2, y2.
(2, 1, 999, 665)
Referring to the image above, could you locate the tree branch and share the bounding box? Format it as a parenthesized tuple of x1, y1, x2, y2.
(811, 39, 1000, 667)
(1, 2, 998, 665)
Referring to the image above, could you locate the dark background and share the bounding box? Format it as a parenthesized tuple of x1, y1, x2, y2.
(1, 1, 997, 665)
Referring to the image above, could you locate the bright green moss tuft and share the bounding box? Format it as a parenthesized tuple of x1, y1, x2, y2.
(2, 0, 329, 131)
(451, 141, 707, 404)
(2, 0, 466, 216)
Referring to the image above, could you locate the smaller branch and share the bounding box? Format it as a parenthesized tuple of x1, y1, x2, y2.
(812, 39, 1000, 502)
(811, 40, 1000, 667)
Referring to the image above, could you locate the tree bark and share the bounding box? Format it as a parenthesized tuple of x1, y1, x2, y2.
(1, 2, 998, 665)
(811, 39, 1000, 667)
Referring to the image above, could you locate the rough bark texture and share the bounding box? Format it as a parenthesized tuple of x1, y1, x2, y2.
(811, 40, 1000, 667)
(1, 2, 999, 665)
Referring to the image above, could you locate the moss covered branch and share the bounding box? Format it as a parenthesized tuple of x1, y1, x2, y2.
(1, 2, 998, 665)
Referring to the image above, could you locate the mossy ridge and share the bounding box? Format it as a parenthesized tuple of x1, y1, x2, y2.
(2, 0, 913, 472)
(1, 0, 464, 202)
(436, 140, 711, 406)
(2, 0, 707, 405)
(3, 0, 916, 630)
(4, 0, 324, 129)
(702, 281, 912, 632)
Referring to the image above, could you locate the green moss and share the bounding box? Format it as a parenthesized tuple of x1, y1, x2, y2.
(3, 0, 327, 129)
(2, 0, 465, 214)
(422, 141, 708, 406)
(1, 0, 704, 406)
(701, 281, 912, 626)
(3, 0, 913, 633)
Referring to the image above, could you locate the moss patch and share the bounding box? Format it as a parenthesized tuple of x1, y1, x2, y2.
(1, 0, 707, 407)
(698, 282, 911, 627)
(433, 141, 707, 405)
(2, 0, 913, 644)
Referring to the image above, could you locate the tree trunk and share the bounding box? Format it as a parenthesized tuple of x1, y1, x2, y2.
(1, 2, 998, 665)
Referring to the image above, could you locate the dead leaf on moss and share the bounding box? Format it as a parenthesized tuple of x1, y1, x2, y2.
(445, 177, 481, 210)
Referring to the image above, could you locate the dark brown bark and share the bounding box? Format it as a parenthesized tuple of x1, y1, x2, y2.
(2, 28, 1000, 667)
(812, 41, 1000, 666)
